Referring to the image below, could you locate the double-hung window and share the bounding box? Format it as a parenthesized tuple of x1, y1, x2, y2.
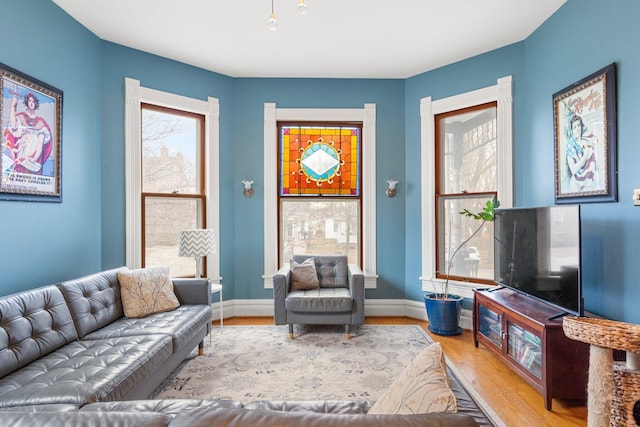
(421, 77, 513, 298)
(124, 78, 220, 281)
(278, 123, 362, 265)
(141, 103, 206, 277)
(435, 103, 497, 284)
(263, 103, 377, 289)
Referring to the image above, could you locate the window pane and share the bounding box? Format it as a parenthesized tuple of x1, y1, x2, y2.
(437, 195, 495, 281)
(144, 197, 203, 276)
(280, 125, 361, 196)
(142, 108, 201, 194)
(439, 106, 496, 194)
(280, 200, 359, 264)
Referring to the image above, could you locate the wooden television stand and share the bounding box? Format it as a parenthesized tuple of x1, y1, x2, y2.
(473, 287, 589, 410)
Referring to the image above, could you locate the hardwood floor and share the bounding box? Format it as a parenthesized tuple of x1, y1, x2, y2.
(216, 316, 587, 427)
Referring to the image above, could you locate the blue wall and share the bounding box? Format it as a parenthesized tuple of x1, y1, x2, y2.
(230, 79, 406, 299)
(404, 43, 525, 302)
(2, 0, 639, 323)
(97, 47, 406, 301)
(520, 0, 640, 322)
(0, 0, 102, 294)
(98, 41, 236, 293)
(403, 0, 640, 321)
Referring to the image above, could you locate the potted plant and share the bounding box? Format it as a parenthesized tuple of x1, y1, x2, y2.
(425, 197, 499, 335)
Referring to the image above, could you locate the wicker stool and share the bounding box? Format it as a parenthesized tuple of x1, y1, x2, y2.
(564, 316, 640, 427)
(612, 363, 640, 426)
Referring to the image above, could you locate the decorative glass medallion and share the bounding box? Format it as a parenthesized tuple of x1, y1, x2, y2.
(300, 138, 340, 183)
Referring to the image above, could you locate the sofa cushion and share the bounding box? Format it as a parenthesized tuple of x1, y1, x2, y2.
(0, 286, 78, 378)
(118, 266, 180, 318)
(367, 342, 457, 415)
(82, 305, 211, 351)
(0, 334, 172, 408)
(285, 288, 353, 313)
(290, 258, 320, 291)
(58, 267, 126, 338)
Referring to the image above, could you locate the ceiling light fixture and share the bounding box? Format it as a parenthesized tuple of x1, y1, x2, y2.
(268, 0, 308, 30)
(297, 0, 307, 15)
(267, 0, 277, 31)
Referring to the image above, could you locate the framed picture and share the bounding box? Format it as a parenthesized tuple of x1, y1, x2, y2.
(1, 63, 62, 202)
(553, 63, 617, 204)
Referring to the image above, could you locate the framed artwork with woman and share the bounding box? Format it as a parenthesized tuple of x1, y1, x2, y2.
(1, 63, 62, 202)
(553, 63, 617, 204)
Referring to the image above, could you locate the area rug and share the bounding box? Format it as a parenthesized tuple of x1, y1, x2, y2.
(153, 324, 435, 401)
(152, 324, 501, 425)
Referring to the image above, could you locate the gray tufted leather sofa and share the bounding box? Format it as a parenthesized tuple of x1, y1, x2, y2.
(273, 255, 365, 339)
(0, 267, 211, 409)
(0, 364, 495, 427)
(0, 399, 484, 426)
(0, 267, 498, 426)
(0, 361, 498, 425)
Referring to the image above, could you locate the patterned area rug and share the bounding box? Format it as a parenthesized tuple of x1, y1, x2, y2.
(152, 324, 434, 402)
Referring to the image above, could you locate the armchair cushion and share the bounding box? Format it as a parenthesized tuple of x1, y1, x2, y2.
(286, 288, 353, 313)
(290, 258, 320, 291)
(117, 267, 180, 318)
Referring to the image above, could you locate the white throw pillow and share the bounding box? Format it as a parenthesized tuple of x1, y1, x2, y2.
(290, 258, 320, 291)
(367, 342, 457, 414)
(118, 266, 180, 318)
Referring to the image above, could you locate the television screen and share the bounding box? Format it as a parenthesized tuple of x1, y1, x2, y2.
(493, 205, 583, 316)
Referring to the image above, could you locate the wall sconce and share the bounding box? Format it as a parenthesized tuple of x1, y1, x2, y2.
(386, 180, 398, 198)
(242, 180, 254, 198)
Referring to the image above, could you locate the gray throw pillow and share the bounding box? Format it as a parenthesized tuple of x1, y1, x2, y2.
(290, 258, 320, 291)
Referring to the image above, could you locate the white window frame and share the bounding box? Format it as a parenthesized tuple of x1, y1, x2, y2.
(420, 76, 513, 299)
(124, 77, 221, 283)
(263, 103, 378, 289)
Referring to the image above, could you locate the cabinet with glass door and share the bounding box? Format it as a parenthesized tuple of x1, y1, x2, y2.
(473, 287, 589, 410)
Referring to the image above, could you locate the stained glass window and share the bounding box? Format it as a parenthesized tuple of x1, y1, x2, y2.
(279, 125, 361, 196)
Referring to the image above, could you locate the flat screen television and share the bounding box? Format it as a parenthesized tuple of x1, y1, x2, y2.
(493, 205, 583, 317)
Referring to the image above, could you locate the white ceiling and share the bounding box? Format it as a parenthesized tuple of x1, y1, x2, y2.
(53, 0, 566, 79)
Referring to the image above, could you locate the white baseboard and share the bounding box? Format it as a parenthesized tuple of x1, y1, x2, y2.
(212, 298, 473, 330)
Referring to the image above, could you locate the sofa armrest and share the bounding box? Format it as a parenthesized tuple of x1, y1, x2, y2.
(172, 279, 211, 306)
(272, 265, 291, 325)
(348, 264, 365, 325)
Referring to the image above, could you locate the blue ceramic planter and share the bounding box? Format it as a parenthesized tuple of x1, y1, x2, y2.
(424, 293, 463, 336)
